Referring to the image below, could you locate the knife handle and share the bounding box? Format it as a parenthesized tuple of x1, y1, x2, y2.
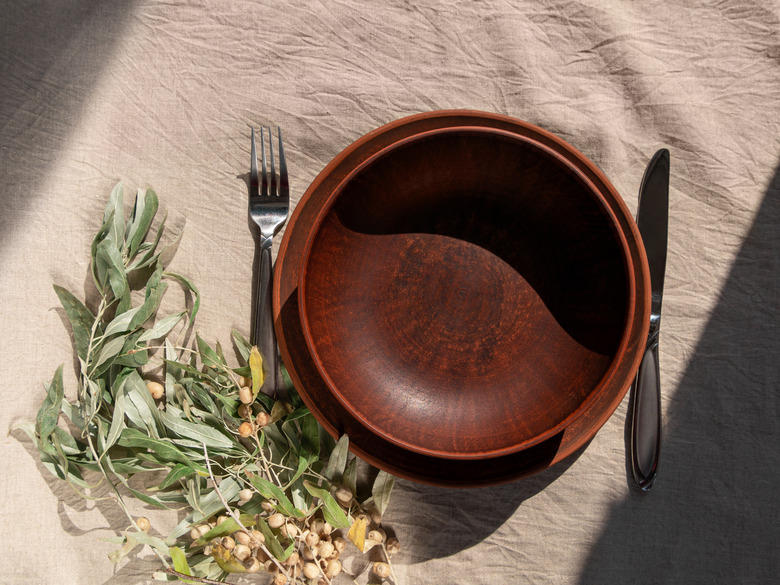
(630, 328, 662, 491)
(251, 236, 279, 397)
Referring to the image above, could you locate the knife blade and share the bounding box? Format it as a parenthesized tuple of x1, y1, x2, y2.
(629, 148, 669, 491)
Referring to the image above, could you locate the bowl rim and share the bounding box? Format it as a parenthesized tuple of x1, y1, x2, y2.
(273, 110, 652, 484)
(297, 123, 640, 460)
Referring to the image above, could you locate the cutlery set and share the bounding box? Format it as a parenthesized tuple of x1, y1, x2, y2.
(244, 119, 669, 491)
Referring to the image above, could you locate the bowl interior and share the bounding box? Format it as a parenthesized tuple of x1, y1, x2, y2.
(299, 127, 633, 459)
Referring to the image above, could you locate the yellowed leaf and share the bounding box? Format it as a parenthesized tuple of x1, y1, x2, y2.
(269, 401, 291, 424)
(347, 515, 369, 552)
(249, 346, 264, 397)
(210, 543, 247, 573)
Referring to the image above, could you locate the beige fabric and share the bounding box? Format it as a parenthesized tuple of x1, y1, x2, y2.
(2, 1, 778, 583)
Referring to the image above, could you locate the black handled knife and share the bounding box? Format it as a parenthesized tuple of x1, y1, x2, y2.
(630, 148, 669, 491)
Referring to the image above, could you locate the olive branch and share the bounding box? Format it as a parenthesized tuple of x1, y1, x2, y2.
(18, 184, 399, 584)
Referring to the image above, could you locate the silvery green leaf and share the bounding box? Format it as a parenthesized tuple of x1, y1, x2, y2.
(103, 182, 125, 249)
(231, 329, 251, 363)
(194, 513, 256, 545)
(95, 237, 129, 302)
(53, 286, 96, 362)
(159, 409, 236, 451)
(281, 420, 301, 455)
(131, 530, 171, 556)
(111, 332, 148, 370)
(59, 397, 86, 430)
(110, 457, 152, 475)
(138, 311, 185, 342)
(126, 188, 158, 258)
(286, 454, 313, 490)
(129, 263, 167, 331)
(249, 475, 305, 518)
(90, 335, 128, 374)
(299, 412, 320, 461)
(343, 458, 357, 496)
(164, 271, 200, 323)
(123, 370, 163, 434)
(371, 470, 395, 515)
(196, 334, 225, 370)
(127, 212, 167, 272)
(290, 479, 311, 514)
(254, 516, 295, 561)
(50, 425, 87, 457)
(156, 463, 197, 490)
(104, 389, 126, 452)
(324, 434, 350, 483)
(36, 366, 64, 440)
(124, 188, 147, 250)
(107, 533, 137, 564)
(117, 428, 193, 467)
(303, 481, 350, 529)
(103, 305, 143, 338)
(189, 477, 241, 524)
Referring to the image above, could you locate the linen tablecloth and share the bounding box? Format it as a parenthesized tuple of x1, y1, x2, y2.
(2, 1, 778, 583)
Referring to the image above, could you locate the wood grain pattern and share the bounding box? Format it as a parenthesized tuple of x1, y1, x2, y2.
(275, 111, 651, 485)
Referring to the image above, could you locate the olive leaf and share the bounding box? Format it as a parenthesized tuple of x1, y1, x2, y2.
(117, 429, 193, 467)
(324, 434, 350, 483)
(249, 475, 305, 518)
(196, 334, 225, 370)
(103, 389, 126, 452)
(371, 470, 396, 515)
(347, 515, 370, 552)
(162, 271, 199, 323)
(94, 238, 129, 303)
(231, 329, 251, 363)
(127, 213, 167, 273)
(155, 463, 197, 490)
(107, 533, 137, 564)
(188, 477, 241, 525)
(169, 546, 196, 582)
(126, 188, 159, 258)
(103, 182, 126, 250)
(36, 365, 64, 440)
(53, 286, 96, 361)
(249, 346, 264, 396)
(137, 310, 186, 342)
(254, 516, 295, 562)
(159, 409, 237, 451)
(303, 481, 350, 529)
(343, 457, 358, 497)
(195, 514, 256, 546)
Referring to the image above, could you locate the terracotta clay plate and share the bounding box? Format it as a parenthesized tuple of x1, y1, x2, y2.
(274, 111, 650, 486)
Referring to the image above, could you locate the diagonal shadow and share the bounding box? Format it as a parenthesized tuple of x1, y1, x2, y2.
(578, 164, 780, 584)
(0, 0, 137, 240)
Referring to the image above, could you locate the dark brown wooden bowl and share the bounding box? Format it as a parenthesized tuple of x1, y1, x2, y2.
(275, 111, 650, 484)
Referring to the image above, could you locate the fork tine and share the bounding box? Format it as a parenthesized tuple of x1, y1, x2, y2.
(260, 126, 268, 196)
(250, 127, 259, 198)
(268, 126, 277, 197)
(278, 127, 288, 196)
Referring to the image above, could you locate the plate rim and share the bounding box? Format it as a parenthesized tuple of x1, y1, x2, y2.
(273, 109, 651, 485)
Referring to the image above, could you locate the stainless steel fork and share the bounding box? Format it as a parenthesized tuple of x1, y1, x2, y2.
(249, 126, 289, 397)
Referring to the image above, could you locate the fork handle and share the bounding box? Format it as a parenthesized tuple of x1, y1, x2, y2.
(251, 236, 278, 397)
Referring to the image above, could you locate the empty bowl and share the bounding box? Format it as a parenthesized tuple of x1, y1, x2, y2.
(296, 123, 649, 461)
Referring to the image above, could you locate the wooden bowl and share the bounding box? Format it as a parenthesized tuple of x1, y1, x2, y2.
(275, 111, 650, 484)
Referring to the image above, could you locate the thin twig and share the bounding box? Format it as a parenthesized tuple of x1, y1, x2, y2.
(381, 542, 399, 584)
(201, 442, 291, 579)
